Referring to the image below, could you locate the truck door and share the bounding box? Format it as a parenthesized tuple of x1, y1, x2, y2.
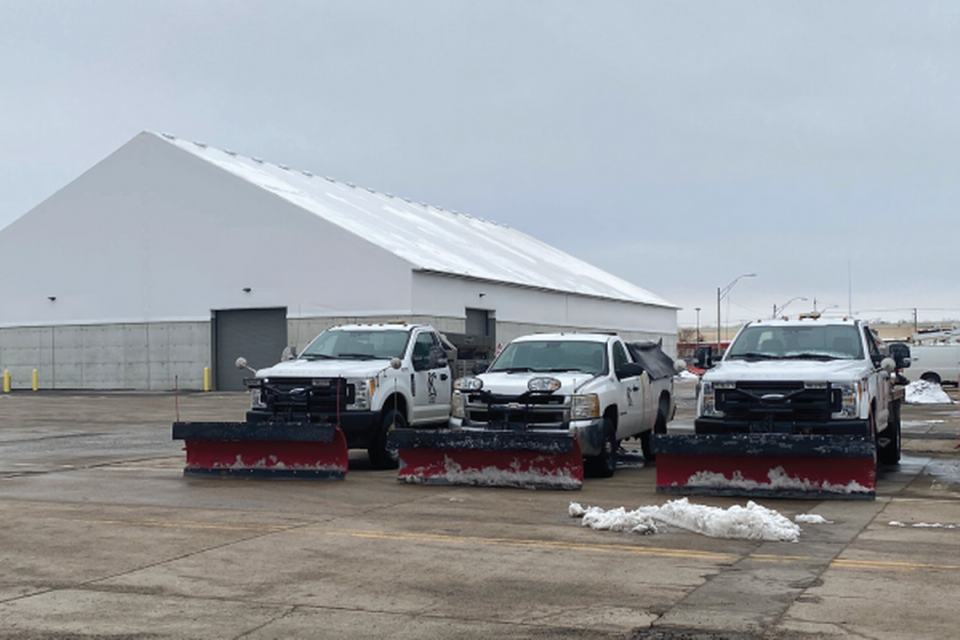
(863, 326, 889, 428)
(410, 330, 452, 423)
(612, 341, 645, 439)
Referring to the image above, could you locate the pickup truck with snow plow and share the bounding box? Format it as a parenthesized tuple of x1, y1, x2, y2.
(173, 323, 454, 477)
(390, 332, 684, 488)
(653, 315, 909, 499)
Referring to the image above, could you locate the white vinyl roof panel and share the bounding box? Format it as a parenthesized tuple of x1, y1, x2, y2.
(160, 133, 676, 308)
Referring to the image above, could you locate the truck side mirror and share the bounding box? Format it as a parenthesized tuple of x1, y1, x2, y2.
(428, 345, 448, 369)
(887, 342, 911, 369)
(616, 362, 645, 379)
(694, 345, 713, 369)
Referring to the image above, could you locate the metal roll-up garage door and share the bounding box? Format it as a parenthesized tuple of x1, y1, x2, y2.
(214, 308, 287, 391)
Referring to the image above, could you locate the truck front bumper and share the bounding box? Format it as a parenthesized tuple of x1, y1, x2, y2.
(694, 417, 872, 437)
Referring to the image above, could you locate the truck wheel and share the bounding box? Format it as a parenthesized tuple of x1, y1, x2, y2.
(654, 396, 669, 435)
(640, 430, 655, 462)
(920, 372, 941, 385)
(368, 409, 406, 470)
(585, 418, 617, 478)
(877, 401, 902, 466)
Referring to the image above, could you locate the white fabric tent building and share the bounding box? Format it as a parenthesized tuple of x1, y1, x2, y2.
(0, 132, 678, 390)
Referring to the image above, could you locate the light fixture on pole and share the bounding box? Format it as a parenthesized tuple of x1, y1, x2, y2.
(773, 296, 807, 318)
(717, 273, 756, 354)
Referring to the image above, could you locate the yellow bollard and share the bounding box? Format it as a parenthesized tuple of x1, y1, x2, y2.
(3, 370, 9, 393)
(32, 369, 38, 391)
(203, 367, 211, 392)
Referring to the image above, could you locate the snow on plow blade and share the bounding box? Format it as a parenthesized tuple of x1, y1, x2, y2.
(389, 429, 584, 490)
(651, 434, 876, 500)
(172, 422, 348, 479)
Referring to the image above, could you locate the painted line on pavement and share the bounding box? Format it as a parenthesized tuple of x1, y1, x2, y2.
(69, 521, 960, 572)
(76, 518, 296, 533)
(331, 529, 736, 561)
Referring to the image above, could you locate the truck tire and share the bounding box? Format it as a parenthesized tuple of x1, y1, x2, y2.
(585, 418, 617, 478)
(877, 401, 902, 466)
(920, 372, 941, 385)
(654, 395, 669, 435)
(368, 409, 406, 470)
(640, 430, 655, 462)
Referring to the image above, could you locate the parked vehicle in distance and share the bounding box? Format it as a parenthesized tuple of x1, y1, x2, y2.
(898, 343, 960, 386)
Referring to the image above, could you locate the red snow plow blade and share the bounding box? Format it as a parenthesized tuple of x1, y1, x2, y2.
(389, 429, 584, 490)
(651, 434, 876, 500)
(172, 422, 348, 479)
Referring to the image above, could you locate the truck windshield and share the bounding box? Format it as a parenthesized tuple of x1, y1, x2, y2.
(725, 325, 863, 361)
(299, 329, 411, 360)
(489, 341, 606, 375)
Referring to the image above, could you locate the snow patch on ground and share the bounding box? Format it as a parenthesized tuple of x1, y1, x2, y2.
(675, 370, 700, 381)
(685, 467, 872, 495)
(795, 514, 833, 524)
(905, 380, 955, 404)
(570, 498, 802, 542)
(889, 521, 957, 529)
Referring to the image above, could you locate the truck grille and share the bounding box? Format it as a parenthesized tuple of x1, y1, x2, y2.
(259, 377, 354, 420)
(717, 381, 840, 423)
(465, 393, 567, 430)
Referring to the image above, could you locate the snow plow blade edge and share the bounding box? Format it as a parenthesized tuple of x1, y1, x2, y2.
(390, 429, 584, 490)
(651, 433, 876, 500)
(172, 422, 348, 479)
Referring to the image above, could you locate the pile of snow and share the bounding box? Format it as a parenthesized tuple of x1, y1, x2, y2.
(675, 370, 700, 381)
(569, 498, 802, 542)
(905, 380, 955, 404)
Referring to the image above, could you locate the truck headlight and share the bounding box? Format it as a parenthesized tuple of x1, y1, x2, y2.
(451, 390, 465, 418)
(351, 378, 373, 410)
(700, 382, 724, 417)
(454, 377, 483, 391)
(528, 377, 561, 392)
(833, 382, 859, 419)
(571, 394, 600, 420)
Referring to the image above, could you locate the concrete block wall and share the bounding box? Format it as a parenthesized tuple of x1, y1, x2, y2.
(0, 322, 210, 390)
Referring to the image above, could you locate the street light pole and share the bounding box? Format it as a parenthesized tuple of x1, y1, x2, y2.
(717, 273, 756, 355)
(773, 296, 808, 319)
(695, 307, 701, 348)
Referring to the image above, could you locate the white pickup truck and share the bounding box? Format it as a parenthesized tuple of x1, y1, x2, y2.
(694, 316, 908, 465)
(449, 333, 682, 477)
(244, 323, 453, 468)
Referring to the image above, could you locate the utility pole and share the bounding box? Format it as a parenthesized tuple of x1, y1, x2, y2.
(913, 308, 918, 335)
(695, 307, 701, 347)
(717, 274, 756, 356)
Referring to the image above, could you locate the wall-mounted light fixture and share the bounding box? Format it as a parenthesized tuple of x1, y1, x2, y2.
(242, 287, 252, 293)
(47, 296, 56, 302)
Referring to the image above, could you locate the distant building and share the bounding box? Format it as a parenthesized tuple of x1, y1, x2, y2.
(0, 132, 678, 390)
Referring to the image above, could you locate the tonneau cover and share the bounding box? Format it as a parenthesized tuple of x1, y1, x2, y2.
(626, 341, 676, 380)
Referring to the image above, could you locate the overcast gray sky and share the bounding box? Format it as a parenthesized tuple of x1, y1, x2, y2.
(2, 1, 958, 327)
